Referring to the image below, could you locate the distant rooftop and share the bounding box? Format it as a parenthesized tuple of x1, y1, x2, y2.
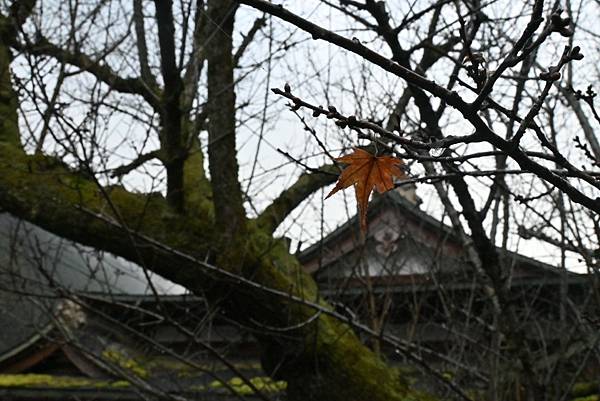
(0, 213, 185, 363)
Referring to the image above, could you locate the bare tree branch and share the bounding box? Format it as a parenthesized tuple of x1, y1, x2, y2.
(15, 35, 161, 109)
(133, 0, 159, 89)
(257, 164, 337, 233)
(233, 15, 265, 67)
(238, 0, 600, 216)
(110, 149, 162, 178)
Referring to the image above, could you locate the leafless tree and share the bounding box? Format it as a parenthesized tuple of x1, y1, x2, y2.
(1, 0, 600, 400)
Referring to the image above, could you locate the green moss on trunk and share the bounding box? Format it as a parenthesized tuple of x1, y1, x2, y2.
(0, 374, 129, 389)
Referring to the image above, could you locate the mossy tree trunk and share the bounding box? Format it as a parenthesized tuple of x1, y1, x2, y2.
(0, 1, 437, 401)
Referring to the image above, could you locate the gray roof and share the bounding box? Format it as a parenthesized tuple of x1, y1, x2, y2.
(0, 213, 183, 362)
(299, 191, 567, 276)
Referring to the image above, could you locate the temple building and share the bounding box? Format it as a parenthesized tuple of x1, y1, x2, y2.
(0, 190, 593, 400)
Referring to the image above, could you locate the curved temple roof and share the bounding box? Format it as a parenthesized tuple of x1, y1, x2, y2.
(0, 213, 184, 364)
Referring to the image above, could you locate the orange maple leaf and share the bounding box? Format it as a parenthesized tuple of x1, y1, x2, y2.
(326, 148, 406, 233)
